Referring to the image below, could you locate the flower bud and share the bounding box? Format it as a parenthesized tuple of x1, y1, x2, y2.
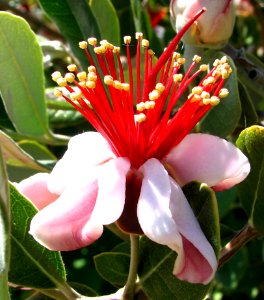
(170, 0, 235, 48)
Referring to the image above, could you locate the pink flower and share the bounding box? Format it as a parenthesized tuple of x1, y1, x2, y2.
(170, 0, 235, 48)
(17, 9, 250, 285)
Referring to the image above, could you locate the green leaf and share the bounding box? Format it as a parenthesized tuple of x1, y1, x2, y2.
(139, 182, 220, 300)
(0, 12, 50, 138)
(199, 52, 241, 137)
(0, 130, 49, 171)
(39, 0, 100, 68)
(8, 184, 66, 289)
(94, 252, 130, 286)
(236, 125, 264, 233)
(0, 148, 11, 300)
(90, 0, 120, 45)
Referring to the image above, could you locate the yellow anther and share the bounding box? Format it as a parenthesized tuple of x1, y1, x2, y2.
(173, 74, 183, 82)
(177, 57, 186, 65)
(190, 94, 201, 103)
(88, 65, 96, 73)
(193, 55, 201, 63)
(113, 47, 120, 54)
(77, 72, 87, 81)
(122, 83, 130, 91)
(79, 41, 88, 49)
(124, 36, 131, 44)
(219, 88, 229, 98)
(65, 73, 75, 83)
(134, 113, 146, 123)
(149, 89, 160, 101)
(57, 77, 67, 87)
(220, 56, 228, 64)
(67, 64, 77, 72)
(86, 81, 96, 89)
(173, 52, 181, 60)
(202, 98, 211, 105)
(135, 32, 143, 39)
(51, 71, 62, 81)
(173, 62, 180, 68)
(200, 64, 208, 72)
(213, 59, 220, 67)
(201, 91, 210, 99)
(136, 102, 145, 112)
(78, 81, 86, 88)
(101, 40, 114, 50)
(145, 101, 155, 109)
(148, 49, 155, 56)
(71, 91, 83, 100)
(210, 96, 220, 106)
(88, 37, 97, 46)
(104, 75, 114, 85)
(221, 69, 229, 79)
(212, 70, 220, 77)
(203, 76, 216, 86)
(113, 80, 122, 90)
(87, 72, 97, 82)
(192, 86, 203, 95)
(54, 89, 63, 97)
(155, 83, 165, 93)
(142, 39, 149, 48)
(94, 46, 106, 54)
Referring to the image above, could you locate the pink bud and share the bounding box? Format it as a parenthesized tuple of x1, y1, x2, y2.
(170, 0, 235, 48)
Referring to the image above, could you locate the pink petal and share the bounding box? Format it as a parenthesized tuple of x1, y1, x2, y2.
(137, 158, 217, 284)
(17, 173, 58, 210)
(48, 132, 114, 194)
(92, 157, 130, 225)
(169, 178, 217, 284)
(165, 133, 250, 189)
(29, 169, 102, 251)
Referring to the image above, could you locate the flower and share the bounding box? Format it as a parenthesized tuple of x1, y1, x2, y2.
(18, 9, 250, 285)
(170, 0, 235, 48)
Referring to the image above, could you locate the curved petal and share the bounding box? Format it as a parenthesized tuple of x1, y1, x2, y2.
(165, 133, 250, 189)
(92, 157, 130, 225)
(169, 178, 217, 284)
(17, 173, 58, 210)
(137, 158, 217, 284)
(48, 132, 115, 194)
(137, 159, 182, 246)
(29, 168, 103, 251)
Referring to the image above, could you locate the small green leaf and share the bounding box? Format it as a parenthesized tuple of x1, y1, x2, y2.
(39, 0, 100, 68)
(236, 125, 264, 233)
(199, 52, 241, 137)
(139, 182, 220, 300)
(0, 12, 50, 138)
(94, 252, 130, 286)
(0, 148, 11, 300)
(8, 184, 66, 289)
(0, 130, 49, 171)
(90, 0, 120, 45)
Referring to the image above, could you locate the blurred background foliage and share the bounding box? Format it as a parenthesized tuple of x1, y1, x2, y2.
(1, 0, 264, 299)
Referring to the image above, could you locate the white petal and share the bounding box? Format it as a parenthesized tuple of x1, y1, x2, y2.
(165, 133, 250, 189)
(48, 132, 114, 194)
(92, 157, 131, 225)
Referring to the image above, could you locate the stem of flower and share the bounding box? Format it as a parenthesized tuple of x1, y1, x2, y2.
(218, 223, 259, 268)
(122, 235, 140, 300)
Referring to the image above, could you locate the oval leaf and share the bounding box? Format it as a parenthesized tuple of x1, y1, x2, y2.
(0, 12, 49, 137)
(236, 125, 264, 233)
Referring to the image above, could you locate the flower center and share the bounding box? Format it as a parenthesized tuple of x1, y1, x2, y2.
(52, 8, 231, 169)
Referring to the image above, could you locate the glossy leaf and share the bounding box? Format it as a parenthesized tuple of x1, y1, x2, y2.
(199, 52, 241, 137)
(8, 184, 66, 288)
(139, 182, 220, 299)
(94, 252, 130, 286)
(90, 0, 120, 45)
(236, 125, 264, 233)
(0, 130, 49, 171)
(0, 148, 10, 300)
(0, 12, 50, 138)
(39, 0, 100, 68)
